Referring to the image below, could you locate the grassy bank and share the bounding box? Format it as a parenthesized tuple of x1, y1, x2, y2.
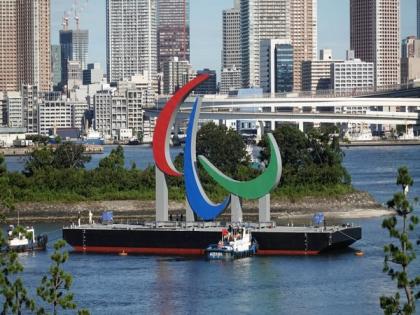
(8, 182, 355, 204)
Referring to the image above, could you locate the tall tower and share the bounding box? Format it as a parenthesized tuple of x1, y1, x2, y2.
(157, 0, 190, 73)
(350, 0, 400, 89)
(222, 0, 241, 71)
(290, 0, 317, 91)
(107, 0, 157, 84)
(59, 26, 89, 84)
(241, 0, 290, 88)
(0, 0, 51, 92)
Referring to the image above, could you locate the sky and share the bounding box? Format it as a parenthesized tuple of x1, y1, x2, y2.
(51, 0, 417, 75)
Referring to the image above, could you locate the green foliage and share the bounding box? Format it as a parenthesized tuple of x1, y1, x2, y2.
(259, 125, 350, 187)
(37, 240, 89, 315)
(98, 145, 124, 170)
(25, 135, 49, 145)
(380, 167, 419, 315)
(24, 143, 91, 176)
(196, 122, 249, 177)
(52, 143, 92, 169)
(0, 154, 14, 212)
(0, 230, 36, 314)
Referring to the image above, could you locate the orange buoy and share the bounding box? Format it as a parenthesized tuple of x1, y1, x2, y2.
(355, 251, 364, 257)
(119, 250, 128, 256)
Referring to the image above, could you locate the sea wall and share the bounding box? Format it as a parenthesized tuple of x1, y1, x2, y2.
(3, 191, 392, 223)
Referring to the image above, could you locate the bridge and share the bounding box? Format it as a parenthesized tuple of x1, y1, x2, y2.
(141, 94, 420, 144)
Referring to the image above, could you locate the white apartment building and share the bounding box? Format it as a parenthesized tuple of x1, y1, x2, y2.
(331, 59, 374, 96)
(21, 85, 38, 133)
(106, 0, 157, 85)
(220, 66, 242, 95)
(71, 101, 90, 131)
(94, 75, 149, 140)
(241, 0, 290, 88)
(38, 100, 73, 135)
(302, 59, 343, 93)
(162, 57, 195, 95)
(93, 90, 113, 138)
(5, 92, 23, 128)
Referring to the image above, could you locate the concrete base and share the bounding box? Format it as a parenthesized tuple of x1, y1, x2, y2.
(186, 199, 195, 222)
(258, 194, 271, 223)
(155, 167, 168, 222)
(231, 195, 243, 223)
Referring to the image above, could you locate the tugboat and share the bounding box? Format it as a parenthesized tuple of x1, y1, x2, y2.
(205, 226, 258, 260)
(6, 225, 48, 252)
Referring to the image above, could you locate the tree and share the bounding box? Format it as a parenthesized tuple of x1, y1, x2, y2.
(98, 145, 125, 170)
(196, 122, 249, 177)
(259, 125, 350, 187)
(0, 154, 14, 212)
(380, 166, 420, 315)
(25, 135, 49, 146)
(0, 229, 36, 314)
(24, 147, 55, 176)
(24, 143, 91, 175)
(52, 142, 91, 169)
(37, 240, 89, 315)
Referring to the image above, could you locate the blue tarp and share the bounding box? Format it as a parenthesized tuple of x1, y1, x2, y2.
(102, 211, 113, 223)
(313, 212, 325, 225)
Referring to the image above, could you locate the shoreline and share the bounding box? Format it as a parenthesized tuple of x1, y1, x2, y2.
(3, 191, 393, 223)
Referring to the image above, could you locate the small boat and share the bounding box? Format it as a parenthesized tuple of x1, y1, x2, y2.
(6, 225, 48, 252)
(205, 227, 257, 260)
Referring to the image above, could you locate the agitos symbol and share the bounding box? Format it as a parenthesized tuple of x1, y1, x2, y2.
(152, 74, 282, 220)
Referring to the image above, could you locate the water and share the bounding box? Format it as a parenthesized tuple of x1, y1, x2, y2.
(5, 145, 183, 172)
(6, 145, 420, 314)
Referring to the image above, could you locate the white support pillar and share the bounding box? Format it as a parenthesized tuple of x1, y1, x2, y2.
(298, 121, 304, 132)
(186, 199, 195, 222)
(173, 120, 180, 144)
(258, 194, 271, 223)
(256, 120, 264, 142)
(155, 167, 168, 222)
(231, 195, 243, 223)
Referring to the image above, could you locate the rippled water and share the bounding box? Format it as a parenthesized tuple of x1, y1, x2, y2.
(5, 145, 420, 314)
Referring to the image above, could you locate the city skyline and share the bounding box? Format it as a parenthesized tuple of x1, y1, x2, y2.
(51, 0, 417, 76)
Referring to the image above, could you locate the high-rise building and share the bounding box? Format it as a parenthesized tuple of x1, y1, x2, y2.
(0, 93, 5, 126)
(223, 0, 241, 71)
(260, 39, 294, 94)
(162, 57, 194, 95)
(21, 85, 38, 133)
(194, 69, 217, 94)
(67, 61, 83, 90)
(83, 63, 103, 85)
(51, 45, 62, 88)
(350, 0, 400, 89)
(241, 0, 290, 88)
(59, 29, 89, 84)
(220, 66, 242, 95)
(401, 36, 420, 84)
(157, 0, 190, 73)
(0, 0, 51, 92)
(106, 0, 157, 85)
(418, 0, 420, 38)
(290, 0, 317, 91)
